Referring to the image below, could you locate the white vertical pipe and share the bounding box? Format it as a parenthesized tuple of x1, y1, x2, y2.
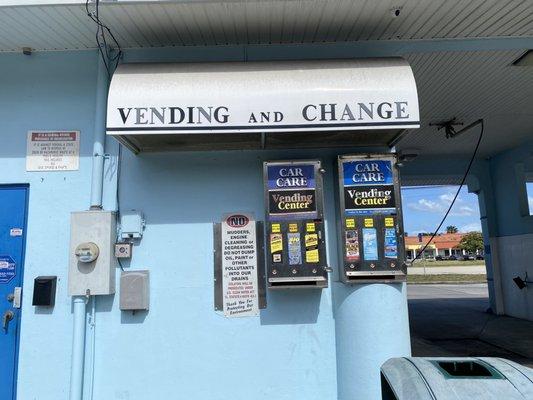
(90, 49, 110, 209)
(70, 50, 110, 400)
(69, 297, 87, 400)
(87, 297, 96, 400)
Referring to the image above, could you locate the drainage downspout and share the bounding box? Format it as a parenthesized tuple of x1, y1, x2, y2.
(69, 51, 109, 400)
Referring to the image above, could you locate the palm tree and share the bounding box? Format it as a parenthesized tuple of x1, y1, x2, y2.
(446, 225, 458, 234)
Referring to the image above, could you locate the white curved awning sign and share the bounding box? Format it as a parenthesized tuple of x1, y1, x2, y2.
(106, 59, 419, 136)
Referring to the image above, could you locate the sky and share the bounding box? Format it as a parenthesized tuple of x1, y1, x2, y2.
(400, 185, 481, 236)
(528, 182, 533, 215)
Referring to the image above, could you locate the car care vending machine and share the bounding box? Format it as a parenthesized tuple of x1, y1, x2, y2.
(338, 154, 406, 283)
(264, 160, 328, 289)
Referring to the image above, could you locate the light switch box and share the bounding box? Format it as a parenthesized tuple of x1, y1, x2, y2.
(115, 242, 132, 258)
(120, 270, 149, 311)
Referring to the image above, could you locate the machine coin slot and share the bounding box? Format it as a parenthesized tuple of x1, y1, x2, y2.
(264, 160, 328, 289)
(338, 154, 406, 283)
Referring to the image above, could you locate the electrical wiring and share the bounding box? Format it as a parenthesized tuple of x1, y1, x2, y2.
(115, 143, 125, 272)
(413, 119, 484, 261)
(85, 0, 123, 77)
(85, 0, 124, 269)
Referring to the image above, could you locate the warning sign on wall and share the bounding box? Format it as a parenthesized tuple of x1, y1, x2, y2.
(26, 131, 80, 171)
(220, 213, 259, 317)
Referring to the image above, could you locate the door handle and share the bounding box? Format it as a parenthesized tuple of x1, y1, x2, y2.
(2, 310, 14, 331)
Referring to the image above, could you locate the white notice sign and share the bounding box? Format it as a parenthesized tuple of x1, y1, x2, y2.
(221, 213, 259, 318)
(26, 131, 80, 171)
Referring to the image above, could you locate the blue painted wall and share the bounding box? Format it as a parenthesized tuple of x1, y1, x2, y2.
(0, 51, 98, 399)
(96, 149, 340, 400)
(93, 148, 410, 400)
(1, 50, 411, 399)
(489, 139, 533, 237)
(487, 140, 533, 320)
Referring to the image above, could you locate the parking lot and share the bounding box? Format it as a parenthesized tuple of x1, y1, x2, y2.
(408, 284, 533, 368)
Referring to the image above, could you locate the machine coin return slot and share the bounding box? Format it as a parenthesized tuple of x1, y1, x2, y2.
(345, 274, 403, 283)
(32, 276, 57, 307)
(434, 361, 504, 379)
(268, 277, 328, 290)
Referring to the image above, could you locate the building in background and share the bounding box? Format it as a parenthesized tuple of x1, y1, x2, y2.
(404, 233, 483, 260)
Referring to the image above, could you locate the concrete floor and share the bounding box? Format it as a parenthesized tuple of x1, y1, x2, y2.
(407, 284, 533, 368)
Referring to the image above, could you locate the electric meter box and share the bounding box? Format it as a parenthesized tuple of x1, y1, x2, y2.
(264, 160, 328, 289)
(337, 154, 406, 283)
(68, 211, 117, 296)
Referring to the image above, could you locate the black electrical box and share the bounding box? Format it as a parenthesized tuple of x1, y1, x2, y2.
(32, 276, 57, 306)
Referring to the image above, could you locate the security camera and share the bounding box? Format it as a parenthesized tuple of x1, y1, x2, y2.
(513, 275, 528, 290)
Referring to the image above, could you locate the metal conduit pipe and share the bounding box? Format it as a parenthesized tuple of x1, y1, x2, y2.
(90, 50, 110, 210)
(69, 50, 110, 400)
(69, 297, 87, 400)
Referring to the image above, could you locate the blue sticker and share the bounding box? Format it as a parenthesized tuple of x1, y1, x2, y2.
(288, 233, 302, 265)
(343, 160, 393, 187)
(267, 164, 315, 190)
(0, 255, 16, 284)
(362, 229, 378, 261)
(384, 228, 398, 259)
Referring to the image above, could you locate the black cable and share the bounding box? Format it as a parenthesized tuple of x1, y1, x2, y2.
(115, 143, 124, 272)
(413, 119, 484, 261)
(117, 257, 125, 272)
(116, 142, 122, 221)
(86, 0, 123, 77)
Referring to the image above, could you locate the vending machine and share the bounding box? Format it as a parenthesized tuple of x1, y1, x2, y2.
(337, 154, 406, 283)
(264, 160, 328, 289)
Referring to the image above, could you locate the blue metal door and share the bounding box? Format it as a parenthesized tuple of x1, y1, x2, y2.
(0, 185, 28, 400)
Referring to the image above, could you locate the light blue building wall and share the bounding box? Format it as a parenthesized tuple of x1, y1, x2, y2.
(489, 140, 533, 237)
(487, 141, 533, 320)
(0, 51, 98, 399)
(2, 50, 411, 400)
(2, 45, 532, 400)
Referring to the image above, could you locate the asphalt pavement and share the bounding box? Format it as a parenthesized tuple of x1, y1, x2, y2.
(407, 284, 533, 367)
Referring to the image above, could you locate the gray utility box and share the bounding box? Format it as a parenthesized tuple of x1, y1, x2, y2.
(120, 270, 149, 311)
(381, 357, 533, 400)
(68, 211, 116, 296)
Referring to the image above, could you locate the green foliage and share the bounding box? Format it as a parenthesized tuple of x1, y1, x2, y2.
(459, 231, 484, 253)
(446, 225, 458, 234)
